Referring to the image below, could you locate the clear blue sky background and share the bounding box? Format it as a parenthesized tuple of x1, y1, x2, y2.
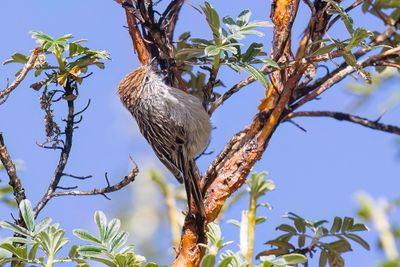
(0, 0, 399, 266)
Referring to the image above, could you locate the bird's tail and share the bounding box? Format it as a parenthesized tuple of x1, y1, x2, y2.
(184, 160, 206, 218)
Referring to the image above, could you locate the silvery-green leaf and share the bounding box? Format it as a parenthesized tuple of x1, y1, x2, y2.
(0, 221, 32, 237)
(33, 217, 52, 235)
(94, 211, 107, 241)
(20, 199, 35, 232)
(73, 229, 102, 244)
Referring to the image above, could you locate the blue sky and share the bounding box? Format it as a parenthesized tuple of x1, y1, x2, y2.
(0, 0, 399, 266)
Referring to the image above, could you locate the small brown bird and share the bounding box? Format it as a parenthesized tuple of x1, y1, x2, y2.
(118, 65, 211, 216)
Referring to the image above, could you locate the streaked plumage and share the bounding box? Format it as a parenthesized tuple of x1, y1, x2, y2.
(118, 65, 211, 216)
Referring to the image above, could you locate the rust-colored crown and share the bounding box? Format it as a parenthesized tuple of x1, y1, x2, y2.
(117, 66, 147, 107)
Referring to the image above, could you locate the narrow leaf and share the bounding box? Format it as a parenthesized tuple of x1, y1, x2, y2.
(19, 199, 35, 232)
(345, 233, 370, 250)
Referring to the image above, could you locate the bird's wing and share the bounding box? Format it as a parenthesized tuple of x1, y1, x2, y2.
(136, 113, 187, 184)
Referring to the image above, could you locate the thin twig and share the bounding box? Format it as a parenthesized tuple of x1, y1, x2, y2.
(51, 165, 138, 198)
(61, 173, 93, 180)
(291, 46, 400, 110)
(325, 0, 364, 31)
(34, 81, 77, 217)
(0, 47, 41, 105)
(286, 111, 400, 135)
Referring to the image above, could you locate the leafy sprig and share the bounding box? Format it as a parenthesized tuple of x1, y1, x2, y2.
(258, 212, 370, 267)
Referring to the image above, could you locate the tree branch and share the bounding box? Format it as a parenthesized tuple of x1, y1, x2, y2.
(51, 165, 138, 198)
(33, 81, 77, 217)
(291, 45, 400, 110)
(286, 111, 400, 135)
(0, 47, 40, 105)
(117, 0, 150, 65)
(0, 134, 26, 206)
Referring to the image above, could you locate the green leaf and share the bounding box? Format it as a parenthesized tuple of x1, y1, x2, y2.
(94, 211, 107, 241)
(322, 0, 354, 34)
(205, 45, 221, 56)
(28, 243, 40, 261)
(345, 233, 370, 250)
(0, 243, 19, 256)
(241, 64, 270, 88)
(191, 38, 214, 46)
(220, 43, 240, 54)
(276, 224, 297, 234)
(248, 20, 274, 28)
(256, 216, 267, 225)
(265, 240, 294, 249)
(77, 245, 103, 256)
(260, 58, 279, 69)
(242, 43, 263, 62)
(202, 254, 216, 267)
(8, 237, 35, 245)
(350, 223, 369, 232)
(105, 218, 121, 243)
(281, 253, 308, 265)
(3, 53, 29, 65)
(52, 229, 69, 254)
(33, 217, 52, 235)
(73, 229, 102, 244)
(201, 2, 222, 45)
(330, 217, 342, 233)
(325, 239, 352, 253)
(294, 219, 306, 233)
(237, 9, 251, 27)
(31, 31, 55, 44)
(111, 232, 129, 252)
(217, 255, 234, 267)
(319, 249, 328, 267)
(88, 256, 117, 267)
(0, 221, 32, 237)
(341, 217, 354, 232)
(346, 28, 373, 50)
(222, 16, 236, 26)
(227, 219, 241, 228)
(69, 245, 79, 259)
(256, 248, 289, 258)
(310, 43, 336, 57)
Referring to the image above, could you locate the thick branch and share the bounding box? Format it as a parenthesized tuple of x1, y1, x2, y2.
(287, 111, 400, 135)
(0, 134, 26, 206)
(0, 47, 40, 105)
(117, 0, 150, 65)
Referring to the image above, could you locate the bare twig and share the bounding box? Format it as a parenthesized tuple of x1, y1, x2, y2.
(51, 165, 138, 198)
(61, 173, 92, 180)
(286, 111, 400, 135)
(0, 47, 40, 105)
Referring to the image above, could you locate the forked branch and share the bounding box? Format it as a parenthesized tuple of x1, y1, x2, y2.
(0, 47, 40, 105)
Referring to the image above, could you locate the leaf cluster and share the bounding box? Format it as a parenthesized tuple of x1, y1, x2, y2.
(258, 213, 370, 267)
(0, 200, 158, 267)
(174, 3, 277, 97)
